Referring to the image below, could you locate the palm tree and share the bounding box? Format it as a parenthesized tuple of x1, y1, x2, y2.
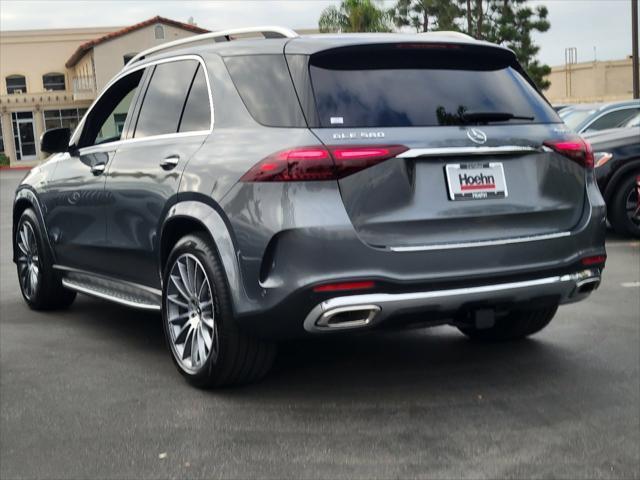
(319, 0, 393, 33)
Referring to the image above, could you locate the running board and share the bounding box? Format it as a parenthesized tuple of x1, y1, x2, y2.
(57, 267, 161, 311)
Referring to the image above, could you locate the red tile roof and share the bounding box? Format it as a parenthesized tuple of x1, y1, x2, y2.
(65, 16, 209, 67)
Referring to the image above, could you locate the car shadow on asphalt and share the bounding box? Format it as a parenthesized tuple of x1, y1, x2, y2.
(49, 294, 584, 400)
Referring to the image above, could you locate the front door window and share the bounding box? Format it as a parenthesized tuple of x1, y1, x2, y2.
(11, 112, 36, 161)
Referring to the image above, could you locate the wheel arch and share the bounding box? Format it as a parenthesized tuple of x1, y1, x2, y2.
(12, 188, 55, 264)
(159, 199, 243, 314)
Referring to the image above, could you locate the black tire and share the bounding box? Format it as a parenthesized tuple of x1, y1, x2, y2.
(458, 305, 558, 342)
(162, 233, 276, 388)
(609, 173, 640, 238)
(15, 209, 76, 310)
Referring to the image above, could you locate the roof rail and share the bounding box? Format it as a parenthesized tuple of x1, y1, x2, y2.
(126, 26, 299, 66)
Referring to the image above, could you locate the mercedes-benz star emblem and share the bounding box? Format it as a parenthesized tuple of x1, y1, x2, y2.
(467, 128, 487, 145)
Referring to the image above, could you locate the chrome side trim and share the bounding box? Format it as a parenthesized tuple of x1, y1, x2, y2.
(388, 231, 571, 252)
(62, 279, 161, 311)
(303, 269, 601, 333)
(397, 146, 539, 158)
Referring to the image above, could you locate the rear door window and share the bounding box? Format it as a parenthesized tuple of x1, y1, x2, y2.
(178, 65, 211, 133)
(134, 60, 199, 138)
(308, 44, 558, 128)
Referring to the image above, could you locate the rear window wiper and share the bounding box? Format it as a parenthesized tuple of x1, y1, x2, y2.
(461, 111, 535, 123)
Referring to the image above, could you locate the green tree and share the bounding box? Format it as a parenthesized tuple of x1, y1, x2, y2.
(460, 0, 551, 90)
(319, 0, 392, 33)
(392, 0, 464, 32)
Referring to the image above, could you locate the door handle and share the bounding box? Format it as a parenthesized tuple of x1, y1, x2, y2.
(91, 163, 106, 176)
(160, 155, 180, 170)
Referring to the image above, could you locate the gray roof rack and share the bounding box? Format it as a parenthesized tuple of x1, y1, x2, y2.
(126, 26, 299, 66)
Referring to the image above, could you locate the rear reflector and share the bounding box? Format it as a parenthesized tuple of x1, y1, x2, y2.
(544, 138, 594, 169)
(240, 145, 408, 182)
(313, 280, 376, 293)
(581, 254, 606, 266)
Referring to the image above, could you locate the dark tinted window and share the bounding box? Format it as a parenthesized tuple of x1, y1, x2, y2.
(134, 60, 198, 138)
(43, 73, 65, 91)
(179, 65, 211, 132)
(225, 55, 306, 127)
(586, 108, 640, 131)
(6, 75, 26, 94)
(309, 45, 558, 127)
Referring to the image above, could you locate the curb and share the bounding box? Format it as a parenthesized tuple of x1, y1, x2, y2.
(0, 165, 33, 171)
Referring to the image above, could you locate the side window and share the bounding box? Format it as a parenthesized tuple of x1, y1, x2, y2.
(587, 108, 640, 131)
(78, 69, 143, 148)
(224, 55, 306, 127)
(178, 65, 211, 132)
(134, 60, 199, 138)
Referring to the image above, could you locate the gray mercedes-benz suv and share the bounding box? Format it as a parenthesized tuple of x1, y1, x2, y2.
(13, 28, 606, 387)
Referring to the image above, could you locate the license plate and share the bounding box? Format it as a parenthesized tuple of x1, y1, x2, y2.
(445, 162, 508, 201)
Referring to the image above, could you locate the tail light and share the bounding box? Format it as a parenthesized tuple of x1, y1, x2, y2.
(313, 280, 375, 293)
(240, 145, 408, 182)
(581, 254, 606, 266)
(543, 138, 594, 169)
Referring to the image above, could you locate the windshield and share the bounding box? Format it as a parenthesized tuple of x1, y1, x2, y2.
(309, 45, 559, 128)
(560, 108, 597, 130)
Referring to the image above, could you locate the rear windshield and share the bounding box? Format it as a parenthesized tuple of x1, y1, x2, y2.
(309, 44, 558, 128)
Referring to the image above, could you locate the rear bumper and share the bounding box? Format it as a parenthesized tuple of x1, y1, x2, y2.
(303, 268, 601, 333)
(222, 169, 606, 337)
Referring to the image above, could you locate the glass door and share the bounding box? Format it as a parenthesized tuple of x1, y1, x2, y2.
(11, 112, 37, 161)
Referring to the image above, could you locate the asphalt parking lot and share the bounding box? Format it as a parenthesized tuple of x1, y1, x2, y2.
(0, 169, 638, 479)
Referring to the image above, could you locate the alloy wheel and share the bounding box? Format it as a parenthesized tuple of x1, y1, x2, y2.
(166, 253, 218, 373)
(625, 181, 640, 227)
(16, 221, 40, 300)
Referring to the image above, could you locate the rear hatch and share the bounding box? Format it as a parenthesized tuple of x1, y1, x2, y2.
(291, 41, 586, 248)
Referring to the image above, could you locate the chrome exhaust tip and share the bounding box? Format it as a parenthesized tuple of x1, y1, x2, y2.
(575, 277, 600, 295)
(315, 305, 381, 330)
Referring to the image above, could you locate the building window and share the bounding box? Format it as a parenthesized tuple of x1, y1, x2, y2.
(43, 108, 87, 131)
(154, 24, 165, 40)
(43, 73, 66, 91)
(6, 75, 26, 94)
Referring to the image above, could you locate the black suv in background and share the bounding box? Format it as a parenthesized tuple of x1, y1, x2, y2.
(13, 28, 606, 388)
(586, 128, 640, 237)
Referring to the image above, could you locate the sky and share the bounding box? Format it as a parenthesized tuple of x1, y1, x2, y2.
(0, 0, 637, 67)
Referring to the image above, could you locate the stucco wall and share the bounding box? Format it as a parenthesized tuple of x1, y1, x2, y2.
(545, 58, 638, 104)
(92, 24, 200, 92)
(0, 27, 115, 95)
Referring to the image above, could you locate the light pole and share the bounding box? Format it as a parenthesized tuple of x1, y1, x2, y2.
(633, 0, 639, 98)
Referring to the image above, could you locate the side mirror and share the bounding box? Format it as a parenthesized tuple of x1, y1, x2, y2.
(40, 128, 71, 154)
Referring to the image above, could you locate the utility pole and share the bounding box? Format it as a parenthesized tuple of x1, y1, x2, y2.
(633, 0, 639, 98)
